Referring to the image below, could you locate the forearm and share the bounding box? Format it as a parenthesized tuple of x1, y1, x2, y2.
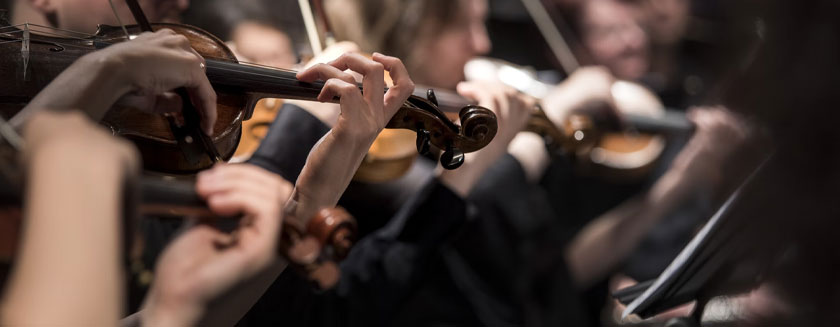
(507, 131, 551, 183)
(564, 166, 690, 288)
(140, 260, 289, 327)
(192, 261, 288, 327)
(11, 53, 129, 128)
(290, 128, 374, 225)
(1, 145, 126, 324)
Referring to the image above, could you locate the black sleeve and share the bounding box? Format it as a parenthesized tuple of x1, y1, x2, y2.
(246, 103, 330, 183)
(336, 177, 467, 310)
(237, 177, 468, 327)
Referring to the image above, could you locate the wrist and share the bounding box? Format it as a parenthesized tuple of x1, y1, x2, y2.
(79, 51, 136, 108)
(329, 124, 378, 155)
(645, 166, 692, 213)
(141, 289, 204, 327)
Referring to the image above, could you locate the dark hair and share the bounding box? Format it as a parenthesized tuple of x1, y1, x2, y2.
(327, 0, 462, 71)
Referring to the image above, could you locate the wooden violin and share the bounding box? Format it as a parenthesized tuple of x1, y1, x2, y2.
(0, 122, 356, 290)
(0, 20, 497, 174)
(469, 0, 695, 181)
(422, 74, 693, 181)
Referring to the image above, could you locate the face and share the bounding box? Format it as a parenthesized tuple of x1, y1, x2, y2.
(44, 0, 188, 33)
(413, 0, 491, 89)
(636, 0, 690, 46)
(581, 0, 649, 81)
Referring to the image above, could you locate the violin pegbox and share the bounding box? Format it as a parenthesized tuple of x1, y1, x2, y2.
(387, 88, 497, 170)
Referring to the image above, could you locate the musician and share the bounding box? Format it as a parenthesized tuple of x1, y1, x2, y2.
(571, 0, 719, 108)
(572, 0, 649, 81)
(181, 0, 309, 69)
(0, 20, 431, 327)
(321, 0, 753, 325)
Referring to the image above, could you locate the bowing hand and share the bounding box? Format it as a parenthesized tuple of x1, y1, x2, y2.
(142, 163, 292, 326)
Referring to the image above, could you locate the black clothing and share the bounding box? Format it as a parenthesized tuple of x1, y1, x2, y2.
(239, 104, 470, 326)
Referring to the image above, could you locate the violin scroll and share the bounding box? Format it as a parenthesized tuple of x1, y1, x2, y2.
(387, 89, 497, 170)
(281, 207, 356, 290)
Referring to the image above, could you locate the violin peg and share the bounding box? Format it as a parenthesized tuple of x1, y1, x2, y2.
(416, 129, 431, 155)
(440, 146, 465, 170)
(426, 89, 439, 106)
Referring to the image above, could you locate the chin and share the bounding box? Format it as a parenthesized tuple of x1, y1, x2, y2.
(617, 63, 649, 81)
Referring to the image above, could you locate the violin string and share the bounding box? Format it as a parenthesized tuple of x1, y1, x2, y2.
(0, 23, 363, 90)
(2, 23, 102, 39)
(0, 28, 128, 46)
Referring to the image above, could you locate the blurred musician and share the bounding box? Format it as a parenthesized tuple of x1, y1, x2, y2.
(323, 0, 753, 325)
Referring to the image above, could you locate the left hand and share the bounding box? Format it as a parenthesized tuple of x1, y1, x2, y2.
(142, 163, 292, 327)
(296, 52, 415, 143)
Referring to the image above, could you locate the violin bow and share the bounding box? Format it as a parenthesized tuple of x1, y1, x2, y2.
(519, 0, 580, 73)
(122, 0, 223, 166)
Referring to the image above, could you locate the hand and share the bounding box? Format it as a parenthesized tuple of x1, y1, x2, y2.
(287, 53, 413, 226)
(142, 163, 292, 327)
(296, 52, 414, 143)
(23, 110, 139, 175)
(104, 29, 217, 135)
(302, 41, 362, 69)
(542, 66, 618, 127)
(669, 106, 750, 189)
(438, 81, 536, 197)
(287, 41, 363, 126)
(17, 29, 217, 135)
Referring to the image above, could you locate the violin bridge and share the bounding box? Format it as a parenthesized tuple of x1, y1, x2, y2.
(21, 23, 30, 81)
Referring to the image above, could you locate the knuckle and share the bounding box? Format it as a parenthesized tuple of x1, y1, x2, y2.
(174, 34, 190, 46)
(336, 52, 351, 62)
(157, 28, 176, 35)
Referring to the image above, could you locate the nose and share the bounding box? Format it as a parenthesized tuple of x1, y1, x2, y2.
(470, 23, 492, 55)
(621, 24, 647, 51)
(177, 0, 190, 11)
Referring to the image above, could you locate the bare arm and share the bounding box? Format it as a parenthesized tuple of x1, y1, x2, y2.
(565, 107, 750, 288)
(289, 53, 414, 226)
(1, 111, 138, 325)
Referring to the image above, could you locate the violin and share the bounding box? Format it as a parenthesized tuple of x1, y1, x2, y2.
(0, 20, 497, 174)
(475, 0, 695, 181)
(0, 116, 355, 290)
(415, 78, 693, 181)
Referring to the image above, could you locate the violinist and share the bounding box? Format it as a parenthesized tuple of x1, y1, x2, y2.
(573, 0, 649, 81)
(322, 0, 754, 325)
(0, 15, 440, 327)
(4, 2, 531, 327)
(181, 0, 307, 69)
(571, 0, 715, 108)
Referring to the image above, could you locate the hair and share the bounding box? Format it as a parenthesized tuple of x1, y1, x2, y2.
(325, 0, 463, 72)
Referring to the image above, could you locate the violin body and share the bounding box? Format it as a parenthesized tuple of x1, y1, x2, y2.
(0, 23, 247, 174)
(465, 57, 692, 182)
(0, 22, 498, 174)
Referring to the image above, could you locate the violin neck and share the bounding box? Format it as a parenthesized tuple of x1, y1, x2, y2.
(205, 59, 328, 102)
(412, 86, 474, 113)
(624, 111, 694, 134)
